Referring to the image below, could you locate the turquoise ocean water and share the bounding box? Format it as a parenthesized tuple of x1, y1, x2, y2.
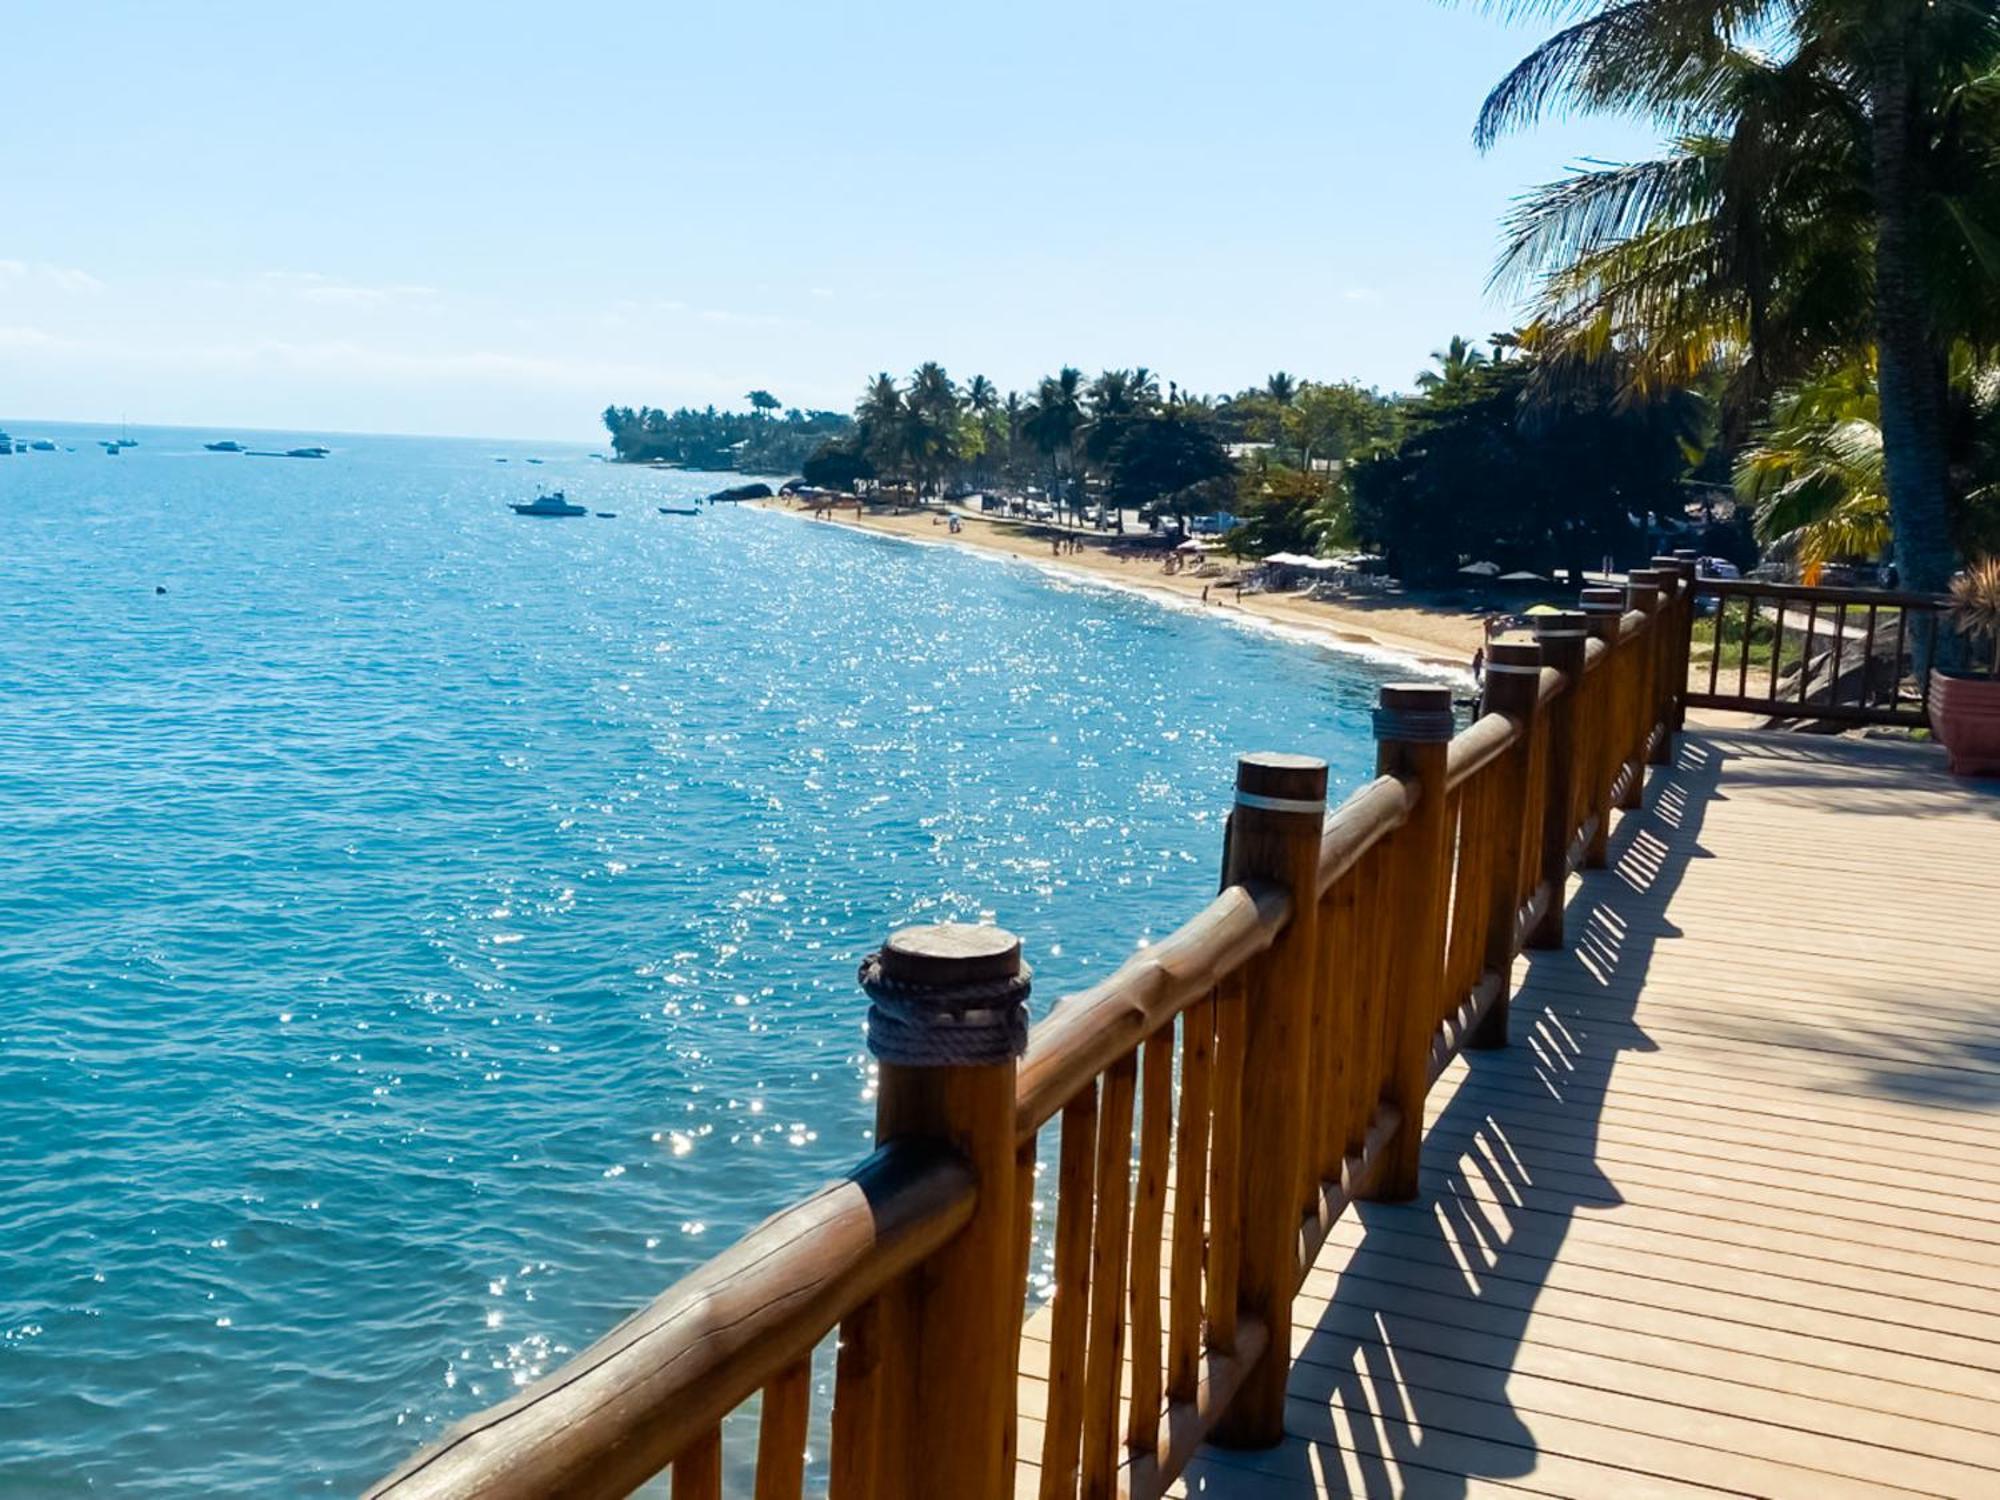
(0, 425, 1429, 1493)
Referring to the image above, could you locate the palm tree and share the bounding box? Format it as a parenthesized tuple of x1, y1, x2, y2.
(966, 375, 999, 415)
(1416, 337, 1489, 398)
(1022, 368, 1087, 523)
(1742, 354, 2000, 566)
(905, 362, 962, 498)
(1264, 371, 1299, 408)
(856, 373, 907, 491)
(1738, 361, 1892, 567)
(1474, 0, 2000, 596)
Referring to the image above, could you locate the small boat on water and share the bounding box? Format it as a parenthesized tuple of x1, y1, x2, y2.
(30, 439, 56, 451)
(511, 489, 587, 517)
(204, 440, 245, 452)
(658, 505, 700, 516)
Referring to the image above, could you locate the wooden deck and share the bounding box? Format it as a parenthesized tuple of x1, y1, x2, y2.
(1028, 729, 2000, 1499)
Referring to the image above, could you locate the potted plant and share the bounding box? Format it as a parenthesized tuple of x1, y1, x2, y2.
(1929, 557, 2000, 776)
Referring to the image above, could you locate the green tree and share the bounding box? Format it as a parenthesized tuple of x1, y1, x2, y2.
(1022, 367, 1087, 521)
(1105, 413, 1235, 530)
(1353, 343, 1696, 583)
(746, 390, 781, 417)
(1474, 0, 2000, 596)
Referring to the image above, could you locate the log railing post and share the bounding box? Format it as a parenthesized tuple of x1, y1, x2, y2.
(1579, 588, 1625, 870)
(864, 923, 1031, 1500)
(1621, 574, 1663, 810)
(1528, 612, 1587, 950)
(1211, 752, 1327, 1450)
(1672, 550, 1701, 734)
(1473, 641, 1543, 1049)
(1648, 556, 1688, 762)
(1367, 685, 1454, 1203)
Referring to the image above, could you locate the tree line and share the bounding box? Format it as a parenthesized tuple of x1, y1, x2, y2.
(601, 399, 851, 473)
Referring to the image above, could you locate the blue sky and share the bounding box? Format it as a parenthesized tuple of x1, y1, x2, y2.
(1, 1, 1656, 440)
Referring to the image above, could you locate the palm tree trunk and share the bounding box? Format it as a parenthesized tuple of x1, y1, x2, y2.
(1867, 19, 1958, 613)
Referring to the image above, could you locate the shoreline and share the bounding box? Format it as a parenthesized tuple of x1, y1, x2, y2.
(750, 499, 1480, 679)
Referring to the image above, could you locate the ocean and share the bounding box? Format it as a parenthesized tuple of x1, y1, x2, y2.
(0, 424, 1421, 1493)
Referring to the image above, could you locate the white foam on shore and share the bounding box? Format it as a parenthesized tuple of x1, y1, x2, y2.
(753, 504, 1470, 685)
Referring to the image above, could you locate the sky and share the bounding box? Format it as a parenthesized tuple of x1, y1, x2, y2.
(0, 1, 1659, 441)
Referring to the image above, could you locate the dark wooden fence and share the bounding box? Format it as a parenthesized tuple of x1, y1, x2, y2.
(1685, 576, 1951, 727)
(367, 559, 1704, 1500)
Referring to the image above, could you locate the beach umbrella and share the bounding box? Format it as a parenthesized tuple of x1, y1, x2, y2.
(1458, 560, 1501, 577)
(1524, 603, 1563, 616)
(1499, 570, 1546, 583)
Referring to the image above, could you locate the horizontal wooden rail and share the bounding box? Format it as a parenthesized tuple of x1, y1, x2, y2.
(1443, 711, 1518, 791)
(1014, 878, 1290, 1141)
(368, 1141, 976, 1500)
(366, 570, 1695, 1500)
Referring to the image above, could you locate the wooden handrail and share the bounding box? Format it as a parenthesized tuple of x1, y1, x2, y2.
(1697, 576, 1948, 609)
(1014, 878, 1290, 1140)
(368, 1140, 975, 1500)
(1443, 710, 1518, 791)
(1314, 773, 1412, 895)
(365, 571, 1698, 1500)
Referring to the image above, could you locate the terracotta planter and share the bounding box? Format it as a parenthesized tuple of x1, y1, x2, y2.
(1929, 671, 2000, 777)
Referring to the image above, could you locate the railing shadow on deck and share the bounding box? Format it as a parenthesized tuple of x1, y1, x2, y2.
(1175, 739, 1725, 1498)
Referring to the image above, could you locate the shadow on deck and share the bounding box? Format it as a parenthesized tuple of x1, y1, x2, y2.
(1176, 731, 2000, 1498)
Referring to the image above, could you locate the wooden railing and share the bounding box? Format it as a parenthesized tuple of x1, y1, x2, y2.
(1685, 574, 1951, 727)
(368, 560, 1698, 1500)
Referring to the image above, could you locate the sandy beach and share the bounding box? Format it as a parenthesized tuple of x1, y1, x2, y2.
(752, 499, 1487, 675)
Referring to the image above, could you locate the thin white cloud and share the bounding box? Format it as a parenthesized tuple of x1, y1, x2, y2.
(0, 261, 103, 292)
(255, 270, 438, 307)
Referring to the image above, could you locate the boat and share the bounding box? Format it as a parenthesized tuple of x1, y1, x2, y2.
(657, 505, 700, 516)
(510, 490, 587, 517)
(30, 440, 56, 451)
(525, 458, 543, 465)
(0, 432, 12, 455)
(285, 446, 330, 459)
(204, 440, 245, 452)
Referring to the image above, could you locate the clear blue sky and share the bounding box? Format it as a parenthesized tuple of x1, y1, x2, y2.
(2, 1, 1655, 440)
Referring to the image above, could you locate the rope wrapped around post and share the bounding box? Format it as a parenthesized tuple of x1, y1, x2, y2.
(860, 932, 1031, 1067)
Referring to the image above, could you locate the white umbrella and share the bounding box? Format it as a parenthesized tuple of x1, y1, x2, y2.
(1499, 570, 1546, 583)
(1458, 560, 1501, 577)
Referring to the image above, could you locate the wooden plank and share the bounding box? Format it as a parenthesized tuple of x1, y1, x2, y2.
(1165, 996, 1212, 1404)
(753, 1358, 811, 1500)
(1079, 1051, 1137, 1498)
(1037, 1088, 1097, 1499)
(1126, 1031, 1173, 1455)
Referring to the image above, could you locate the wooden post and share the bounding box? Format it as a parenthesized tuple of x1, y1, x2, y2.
(1368, 685, 1454, 1203)
(1210, 751, 1326, 1450)
(865, 923, 1030, 1500)
(1528, 612, 1586, 950)
(1472, 642, 1542, 1049)
(1579, 589, 1624, 870)
(1648, 556, 1688, 762)
(1672, 550, 1701, 734)
(1621, 574, 1663, 810)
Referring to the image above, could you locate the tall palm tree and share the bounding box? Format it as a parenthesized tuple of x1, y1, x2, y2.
(904, 363, 962, 499)
(1416, 337, 1489, 398)
(856, 373, 907, 491)
(1022, 368, 1087, 523)
(966, 375, 999, 414)
(1472, 0, 2000, 595)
